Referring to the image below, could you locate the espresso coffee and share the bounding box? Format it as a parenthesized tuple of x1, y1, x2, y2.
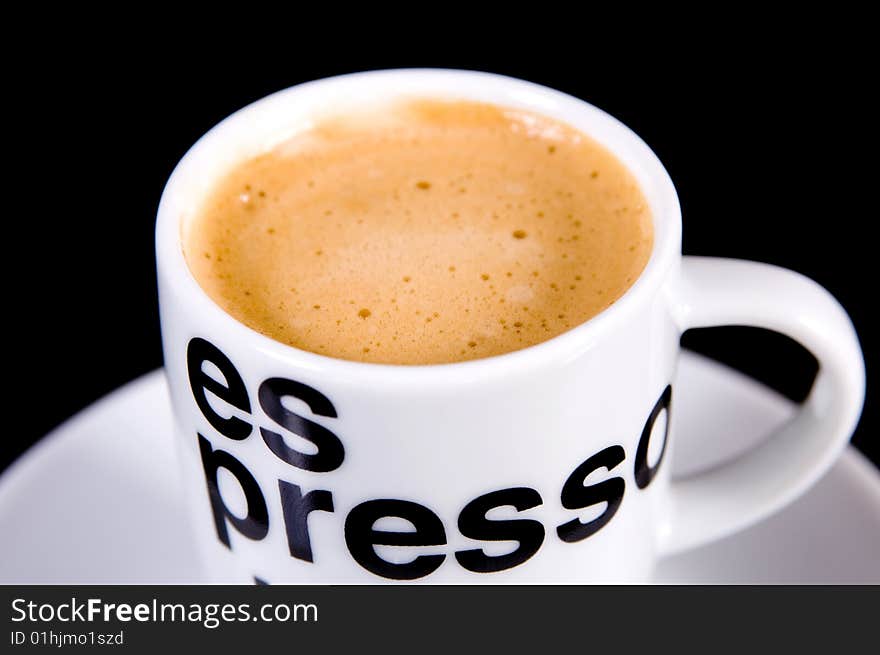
(184, 99, 652, 364)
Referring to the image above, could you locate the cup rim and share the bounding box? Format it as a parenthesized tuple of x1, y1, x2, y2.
(156, 68, 682, 385)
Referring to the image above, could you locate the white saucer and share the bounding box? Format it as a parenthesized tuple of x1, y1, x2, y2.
(1, 351, 878, 584)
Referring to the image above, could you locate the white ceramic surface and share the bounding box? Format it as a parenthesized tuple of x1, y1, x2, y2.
(0, 351, 876, 584)
(156, 70, 864, 583)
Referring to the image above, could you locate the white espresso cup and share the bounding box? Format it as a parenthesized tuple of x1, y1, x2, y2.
(156, 69, 865, 583)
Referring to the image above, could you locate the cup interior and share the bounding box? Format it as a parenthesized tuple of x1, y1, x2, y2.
(156, 69, 682, 375)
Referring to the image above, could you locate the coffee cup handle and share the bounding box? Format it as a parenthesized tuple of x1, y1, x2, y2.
(657, 256, 865, 556)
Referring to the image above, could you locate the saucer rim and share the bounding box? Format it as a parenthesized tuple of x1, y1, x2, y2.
(4, 356, 877, 508)
(1, 353, 877, 584)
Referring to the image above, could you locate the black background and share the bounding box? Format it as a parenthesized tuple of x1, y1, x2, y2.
(3, 26, 875, 473)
